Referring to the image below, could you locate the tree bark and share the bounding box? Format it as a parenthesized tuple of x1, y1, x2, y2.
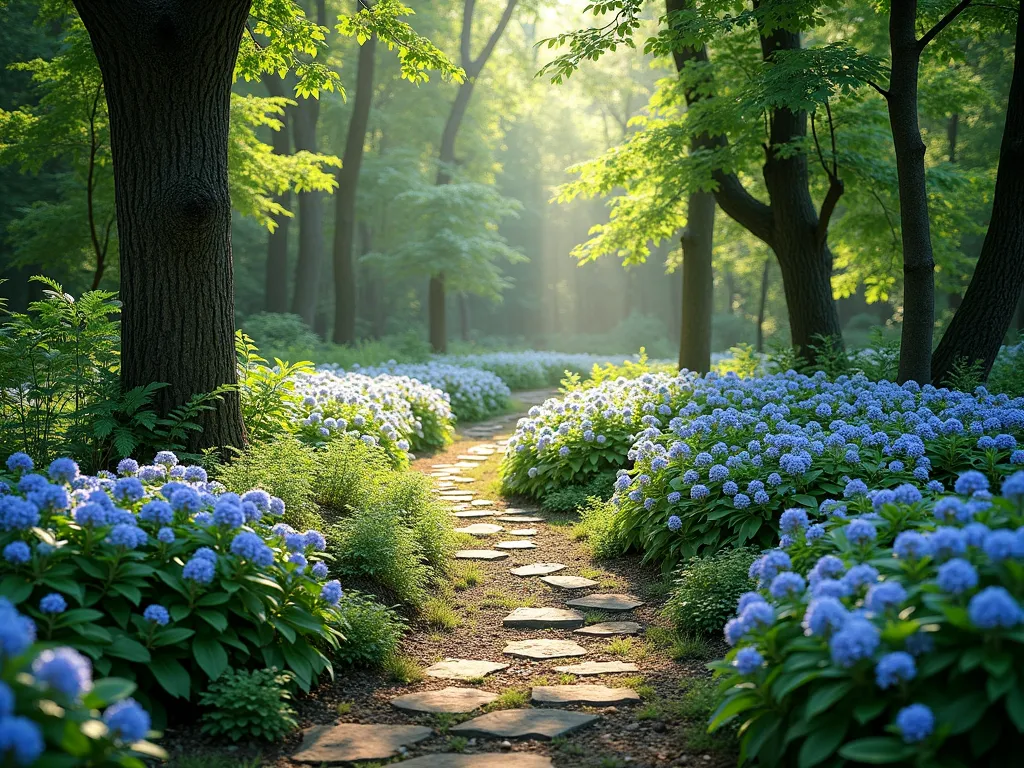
(887, 1, 936, 384)
(290, 0, 327, 330)
(756, 258, 770, 353)
(264, 75, 292, 314)
(72, 0, 249, 453)
(429, 0, 518, 352)
(333, 26, 376, 345)
(678, 194, 715, 372)
(932, 4, 1024, 383)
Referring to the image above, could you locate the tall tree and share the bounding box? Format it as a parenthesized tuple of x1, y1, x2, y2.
(429, 0, 519, 353)
(332, 21, 376, 345)
(291, 0, 328, 328)
(264, 76, 293, 314)
(881, 0, 974, 383)
(932, 3, 1024, 382)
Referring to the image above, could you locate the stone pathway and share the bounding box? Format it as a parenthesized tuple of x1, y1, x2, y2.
(282, 395, 722, 767)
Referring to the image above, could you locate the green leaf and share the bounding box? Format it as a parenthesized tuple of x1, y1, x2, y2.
(198, 609, 229, 633)
(107, 636, 151, 663)
(1006, 686, 1024, 731)
(151, 627, 195, 647)
(193, 637, 229, 681)
(804, 680, 852, 719)
(149, 656, 191, 699)
(82, 677, 136, 709)
(838, 737, 916, 764)
(0, 575, 33, 604)
(798, 720, 848, 768)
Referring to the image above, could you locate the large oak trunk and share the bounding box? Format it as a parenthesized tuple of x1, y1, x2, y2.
(333, 30, 376, 345)
(932, 5, 1024, 383)
(679, 192, 715, 372)
(73, 0, 249, 453)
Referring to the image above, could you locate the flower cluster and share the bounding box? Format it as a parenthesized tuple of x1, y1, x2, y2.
(438, 351, 629, 390)
(0, 450, 346, 701)
(289, 367, 454, 460)
(0, 599, 161, 765)
(502, 369, 1024, 566)
(710, 471, 1024, 764)
(349, 361, 511, 423)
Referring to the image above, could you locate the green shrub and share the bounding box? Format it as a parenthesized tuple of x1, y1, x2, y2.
(541, 472, 615, 514)
(664, 548, 757, 636)
(374, 469, 454, 570)
(235, 331, 313, 444)
(239, 312, 320, 358)
(988, 336, 1024, 397)
(217, 437, 322, 530)
(577, 497, 626, 559)
(198, 668, 297, 742)
(332, 591, 405, 667)
(312, 437, 391, 518)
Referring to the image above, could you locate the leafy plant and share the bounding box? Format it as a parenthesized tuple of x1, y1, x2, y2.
(664, 548, 757, 636)
(198, 668, 298, 742)
(235, 330, 313, 444)
(332, 591, 405, 668)
(541, 472, 616, 514)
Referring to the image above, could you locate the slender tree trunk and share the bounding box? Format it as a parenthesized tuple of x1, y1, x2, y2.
(887, 1, 935, 384)
(72, 0, 249, 452)
(756, 259, 770, 353)
(333, 27, 376, 345)
(290, 1, 326, 330)
(264, 75, 292, 313)
(459, 294, 470, 342)
(678, 194, 715, 372)
(932, 4, 1024, 382)
(429, 0, 518, 352)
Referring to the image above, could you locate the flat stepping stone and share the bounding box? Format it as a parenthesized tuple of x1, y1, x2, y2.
(457, 454, 490, 461)
(471, 499, 495, 507)
(451, 708, 598, 741)
(553, 661, 639, 676)
(509, 528, 537, 536)
(451, 477, 476, 483)
(495, 516, 544, 523)
(574, 621, 642, 637)
(455, 550, 508, 561)
(440, 496, 475, 502)
(541, 575, 598, 590)
(454, 510, 497, 518)
(511, 563, 565, 577)
(503, 607, 585, 629)
(390, 687, 498, 714)
(532, 684, 641, 706)
(424, 658, 509, 681)
(292, 723, 432, 763)
(397, 755, 552, 768)
(503, 639, 588, 659)
(502, 507, 538, 515)
(454, 523, 503, 536)
(496, 540, 537, 550)
(432, 464, 458, 469)
(566, 594, 645, 612)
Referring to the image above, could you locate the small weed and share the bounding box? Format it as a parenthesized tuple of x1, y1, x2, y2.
(673, 678, 718, 719)
(452, 562, 484, 591)
(532, 675, 553, 686)
(479, 590, 536, 610)
(584, 610, 612, 625)
(335, 701, 353, 716)
(579, 567, 604, 580)
(636, 700, 662, 720)
(423, 597, 461, 630)
(618, 675, 655, 699)
(670, 633, 714, 661)
(558, 673, 576, 685)
(448, 735, 469, 752)
(485, 688, 529, 711)
(605, 637, 648, 659)
(382, 653, 424, 684)
(552, 736, 585, 755)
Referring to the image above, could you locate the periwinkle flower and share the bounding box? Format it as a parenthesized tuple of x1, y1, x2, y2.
(895, 704, 934, 744)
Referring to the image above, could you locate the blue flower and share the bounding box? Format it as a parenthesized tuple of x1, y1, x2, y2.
(769, 572, 806, 599)
(106, 524, 147, 550)
(753, 490, 770, 505)
(893, 531, 931, 560)
(806, 523, 825, 541)
(304, 530, 327, 551)
(892, 484, 921, 504)
(845, 519, 876, 546)
(865, 581, 907, 613)
(808, 554, 845, 585)
(982, 530, 1016, 562)
(736, 592, 766, 613)
(738, 601, 774, 632)
(154, 451, 178, 468)
(32, 647, 92, 698)
(0, 715, 45, 765)
(117, 458, 139, 476)
(193, 547, 218, 562)
(733, 646, 764, 675)
(269, 497, 286, 516)
(311, 561, 329, 580)
(829, 617, 880, 668)
(780, 508, 809, 534)
(929, 527, 966, 561)
(954, 470, 989, 496)
(139, 499, 174, 525)
(213, 498, 244, 528)
(803, 597, 848, 637)
(183, 465, 208, 483)
(3, 542, 30, 565)
(690, 484, 709, 500)
(0, 498, 40, 531)
(143, 605, 170, 626)
(895, 703, 934, 744)
(1001, 471, 1024, 502)
(751, 550, 791, 585)
(933, 497, 969, 524)
(667, 491, 681, 504)
(169, 487, 203, 514)
(5, 453, 33, 473)
(842, 563, 879, 591)
(39, 593, 66, 614)
(47, 457, 79, 484)
(321, 579, 343, 606)
(876, 651, 915, 688)
(112, 477, 145, 504)
(155, 527, 174, 545)
(667, 515, 682, 532)
(182, 556, 216, 585)
(767, 472, 783, 487)
(968, 586, 1023, 629)
(843, 479, 868, 498)
(103, 697, 151, 742)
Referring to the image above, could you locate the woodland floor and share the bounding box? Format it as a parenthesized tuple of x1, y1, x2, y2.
(166, 391, 736, 767)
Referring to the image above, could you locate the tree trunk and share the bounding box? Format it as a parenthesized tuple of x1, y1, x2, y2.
(264, 75, 292, 314)
(887, 1, 935, 384)
(290, 1, 326, 330)
(678, 194, 715, 372)
(72, 0, 249, 453)
(333, 27, 376, 345)
(755, 259, 770, 353)
(459, 294, 470, 342)
(932, 4, 1024, 383)
(429, 274, 447, 353)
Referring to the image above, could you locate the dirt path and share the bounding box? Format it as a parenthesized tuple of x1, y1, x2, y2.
(275, 391, 732, 768)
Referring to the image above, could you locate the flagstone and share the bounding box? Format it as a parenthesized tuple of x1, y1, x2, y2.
(531, 684, 640, 706)
(552, 661, 639, 676)
(454, 550, 508, 561)
(424, 659, 509, 681)
(503, 639, 588, 659)
(496, 540, 536, 550)
(574, 621, 642, 637)
(510, 563, 565, 577)
(450, 709, 598, 740)
(540, 575, 598, 590)
(566, 594, 645, 612)
(502, 607, 585, 629)
(454, 523, 503, 536)
(390, 687, 498, 714)
(291, 723, 431, 763)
